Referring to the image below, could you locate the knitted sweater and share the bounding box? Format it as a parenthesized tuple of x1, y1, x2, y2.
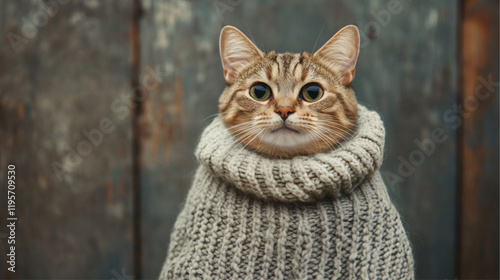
(160, 105, 414, 279)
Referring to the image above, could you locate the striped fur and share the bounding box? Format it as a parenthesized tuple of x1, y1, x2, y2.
(219, 25, 360, 158)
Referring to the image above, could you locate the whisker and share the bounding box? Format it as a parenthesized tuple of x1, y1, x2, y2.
(244, 22, 264, 51)
(295, 119, 356, 145)
(316, 122, 356, 139)
(316, 119, 356, 132)
(312, 130, 337, 152)
(231, 128, 260, 146)
(201, 113, 220, 123)
(229, 120, 256, 130)
(305, 130, 323, 151)
(321, 128, 352, 144)
(311, 21, 326, 53)
(229, 129, 264, 165)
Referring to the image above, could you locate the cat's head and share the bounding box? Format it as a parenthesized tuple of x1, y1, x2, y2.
(218, 25, 360, 158)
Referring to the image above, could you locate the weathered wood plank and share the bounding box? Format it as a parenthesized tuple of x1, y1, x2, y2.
(349, 2, 459, 278)
(140, 0, 458, 278)
(138, 0, 222, 277)
(459, 0, 499, 278)
(0, 1, 133, 278)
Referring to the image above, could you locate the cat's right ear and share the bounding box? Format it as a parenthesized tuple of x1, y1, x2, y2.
(220, 26, 263, 83)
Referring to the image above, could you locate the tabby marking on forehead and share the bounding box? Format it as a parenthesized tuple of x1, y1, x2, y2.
(218, 25, 360, 158)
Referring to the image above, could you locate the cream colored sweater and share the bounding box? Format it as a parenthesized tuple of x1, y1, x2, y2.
(160, 105, 414, 279)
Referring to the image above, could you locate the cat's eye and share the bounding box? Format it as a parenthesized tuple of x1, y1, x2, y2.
(250, 83, 272, 101)
(300, 84, 324, 102)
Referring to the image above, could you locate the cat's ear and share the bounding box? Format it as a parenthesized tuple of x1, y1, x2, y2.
(220, 25, 263, 83)
(314, 25, 360, 86)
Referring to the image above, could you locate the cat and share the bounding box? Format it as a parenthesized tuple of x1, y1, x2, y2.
(219, 25, 359, 158)
(160, 25, 414, 279)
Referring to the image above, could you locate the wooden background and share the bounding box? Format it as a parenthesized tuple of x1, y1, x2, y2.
(0, 0, 498, 279)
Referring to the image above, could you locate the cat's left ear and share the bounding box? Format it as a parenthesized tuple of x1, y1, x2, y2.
(314, 25, 360, 86)
(220, 25, 263, 83)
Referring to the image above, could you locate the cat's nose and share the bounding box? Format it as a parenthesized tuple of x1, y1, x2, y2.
(275, 106, 295, 120)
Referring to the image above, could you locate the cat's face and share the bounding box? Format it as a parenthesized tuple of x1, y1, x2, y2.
(218, 25, 360, 158)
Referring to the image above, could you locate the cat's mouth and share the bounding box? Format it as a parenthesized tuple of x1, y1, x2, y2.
(259, 122, 311, 149)
(271, 123, 300, 134)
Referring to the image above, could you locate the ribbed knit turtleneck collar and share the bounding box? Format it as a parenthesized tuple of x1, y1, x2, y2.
(196, 105, 385, 203)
